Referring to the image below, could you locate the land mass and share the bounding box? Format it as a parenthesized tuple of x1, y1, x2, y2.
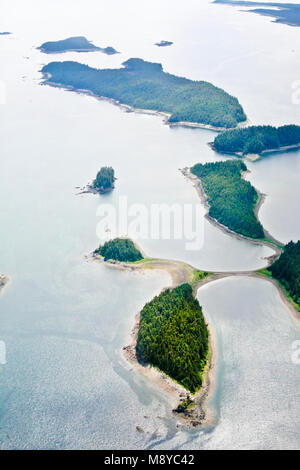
(190, 160, 265, 239)
(94, 243, 297, 426)
(263, 240, 300, 312)
(41, 57, 247, 129)
(155, 40, 173, 47)
(38, 36, 119, 55)
(212, 125, 300, 157)
(214, 1, 300, 27)
(95, 238, 143, 262)
(136, 283, 209, 393)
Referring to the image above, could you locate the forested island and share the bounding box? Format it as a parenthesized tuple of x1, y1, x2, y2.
(213, 125, 300, 156)
(38, 36, 118, 54)
(95, 238, 143, 262)
(267, 241, 300, 310)
(92, 166, 115, 194)
(136, 283, 209, 393)
(191, 160, 264, 239)
(41, 58, 247, 129)
(155, 40, 173, 47)
(214, 1, 300, 27)
(91, 166, 116, 194)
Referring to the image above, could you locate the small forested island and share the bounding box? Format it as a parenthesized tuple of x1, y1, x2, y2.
(191, 160, 264, 239)
(38, 36, 118, 54)
(214, 1, 300, 28)
(267, 241, 300, 310)
(95, 238, 143, 262)
(136, 283, 209, 393)
(41, 58, 247, 129)
(92, 166, 115, 194)
(213, 125, 300, 156)
(155, 40, 173, 47)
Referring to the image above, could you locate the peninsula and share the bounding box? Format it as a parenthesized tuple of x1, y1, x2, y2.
(94, 235, 296, 426)
(262, 240, 300, 312)
(190, 160, 265, 239)
(212, 125, 300, 157)
(38, 36, 119, 55)
(93, 227, 298, 427)
(93, 243, 214, 426)
(41, 58, 247, 129)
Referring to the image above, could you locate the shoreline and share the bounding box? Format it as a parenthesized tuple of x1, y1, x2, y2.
(181, 167, 283, 264)
(75, 182, 115, 195)
(252, 272, 300, 323)
(41, 75, 247, 133)
(38, 48, 102, 54)
(208, 142, 300, 160)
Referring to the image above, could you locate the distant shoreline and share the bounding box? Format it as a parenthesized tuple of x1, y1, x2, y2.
(208, 141, 300, 160)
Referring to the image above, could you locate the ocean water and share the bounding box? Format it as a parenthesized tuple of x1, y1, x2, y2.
(0, 0, 299, 449)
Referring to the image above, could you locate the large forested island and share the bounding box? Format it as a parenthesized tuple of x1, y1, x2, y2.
(191, 160, 264, 239)
(267, 241, 300, 310)
(95, 238, 143, 263)
(38, 36, 118, 55)
(136, 283, 209, 393)
(41, 58, 246, 128)
(213, 125, 300, 156)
